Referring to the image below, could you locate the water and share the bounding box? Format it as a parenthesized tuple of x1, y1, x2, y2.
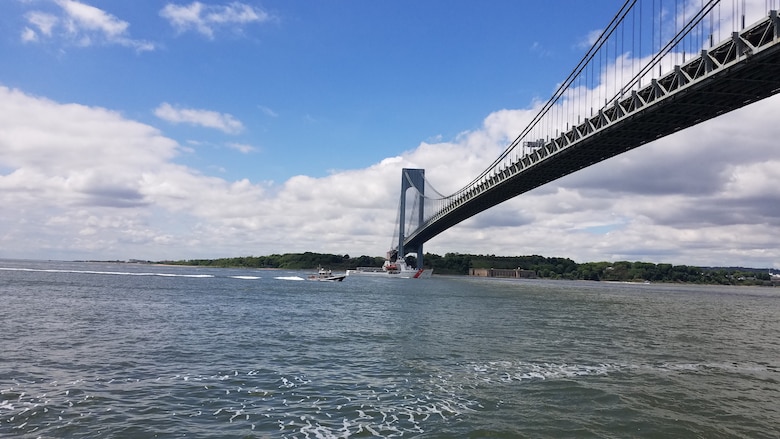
(1, 259, 779, 438)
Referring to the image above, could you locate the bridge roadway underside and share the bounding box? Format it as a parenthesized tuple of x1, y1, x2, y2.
(404, 42, 780, 252)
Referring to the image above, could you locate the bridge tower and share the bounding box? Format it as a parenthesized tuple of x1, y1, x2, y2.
(397, 168, 425, 269)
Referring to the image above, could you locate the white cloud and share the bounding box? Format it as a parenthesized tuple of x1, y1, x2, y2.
(226, 142, 256, 154)
(57, 0, 128, 38)
(1, 83, 780, 268)
(25, 11, 58, 37)
(0, 86, 397, 260)
(21, 27, 38, 42)
(160, 2, 271, 39)
(579, 29, 603, 49)
(154, 102, 244, 134)
(259, 105, 278, 118)
(21, 0, 155, 52)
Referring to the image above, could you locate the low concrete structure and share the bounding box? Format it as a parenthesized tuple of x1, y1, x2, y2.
(470, 268, 537, 279)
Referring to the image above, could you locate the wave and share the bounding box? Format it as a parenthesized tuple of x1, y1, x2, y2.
(465, 361, 621, 383)
(275, 276, 305, 281)
(462, 360, 778, 384)
(0, 367, 476, 438)
(3, 361, 776, 437)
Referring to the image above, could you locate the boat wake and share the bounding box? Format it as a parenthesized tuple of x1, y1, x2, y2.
(0, 267, 215, 278)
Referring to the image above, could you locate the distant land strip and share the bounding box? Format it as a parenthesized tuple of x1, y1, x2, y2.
(124, 252, 780, 286)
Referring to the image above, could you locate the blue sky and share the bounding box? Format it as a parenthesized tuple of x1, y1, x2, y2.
(1, 0, 613, 182)
(2, 0, 780, 268)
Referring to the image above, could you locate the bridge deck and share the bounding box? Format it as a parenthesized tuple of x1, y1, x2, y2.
(404, 12, 780, 252)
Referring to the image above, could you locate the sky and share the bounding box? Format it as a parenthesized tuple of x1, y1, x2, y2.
(1, 0, 779, 269)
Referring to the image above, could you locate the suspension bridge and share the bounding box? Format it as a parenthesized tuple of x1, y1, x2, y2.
(390, 0, 780, 270)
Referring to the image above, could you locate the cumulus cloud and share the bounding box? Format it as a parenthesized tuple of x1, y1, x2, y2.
(154, 102, 244, 134)
(1, 81, 779, 268)
(0, 87, 176, 206)
(21, 0, 155, 52)
(160, 1, 271, 39)
(0, 86, 399, 260)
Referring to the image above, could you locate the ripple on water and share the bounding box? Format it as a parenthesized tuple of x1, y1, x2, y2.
(1, 365, 486, 437)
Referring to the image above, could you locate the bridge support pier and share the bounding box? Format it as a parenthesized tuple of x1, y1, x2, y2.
(398, 168, 425, 269)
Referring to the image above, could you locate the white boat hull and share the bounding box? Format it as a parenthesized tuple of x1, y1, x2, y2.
(308, 275, 346, 282)
(346, 262, 432, 279)
(307, 267, 347, 282)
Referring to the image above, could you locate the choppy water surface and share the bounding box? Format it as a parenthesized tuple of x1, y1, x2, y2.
(1, 259, 779, 438)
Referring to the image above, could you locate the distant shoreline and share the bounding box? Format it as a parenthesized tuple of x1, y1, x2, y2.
(9, 255, 774, 286)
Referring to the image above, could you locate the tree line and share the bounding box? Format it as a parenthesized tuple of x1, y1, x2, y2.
(159, 252, 384, 270)
(426, 253, 775, 285)
(158, 252, 777, 286)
